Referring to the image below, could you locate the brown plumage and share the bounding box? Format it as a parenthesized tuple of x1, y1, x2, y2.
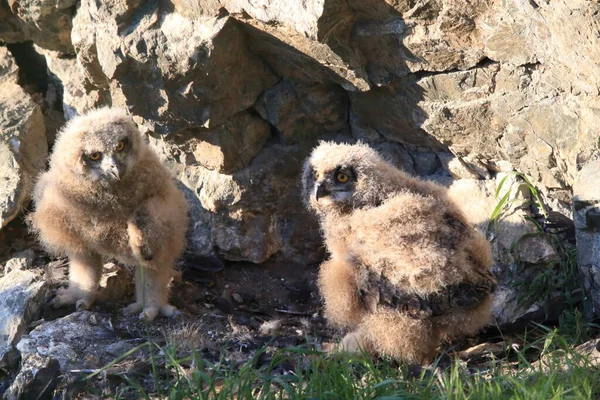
(302, 141, 496, 364)
(28, 107, 188, 321)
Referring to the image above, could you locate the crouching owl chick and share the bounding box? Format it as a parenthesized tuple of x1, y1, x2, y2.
(28, 108, 188, 321)
(302, 142, 497, 364)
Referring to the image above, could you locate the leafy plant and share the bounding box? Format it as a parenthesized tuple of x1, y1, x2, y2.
(487, 171, 548, 237)
(489, 171, 594, 342)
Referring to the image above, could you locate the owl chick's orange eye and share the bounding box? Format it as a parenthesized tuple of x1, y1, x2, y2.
(115, 140, 125, 152)
(314, 171, 320, 180)
(88, 152, 101, 161)
(336, 172, 349, 183)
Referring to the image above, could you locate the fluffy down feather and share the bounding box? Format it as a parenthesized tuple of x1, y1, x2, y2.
(28, 107, 188, 321)
(302, 141, 496, 364)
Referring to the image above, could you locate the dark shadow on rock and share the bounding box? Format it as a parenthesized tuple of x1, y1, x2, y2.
(235, 1, 443, 149)
(5, 41, 48, 94)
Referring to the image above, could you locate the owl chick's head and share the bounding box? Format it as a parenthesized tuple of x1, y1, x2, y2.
(302, 141, 391, 215)
(51, 107, 144, 185)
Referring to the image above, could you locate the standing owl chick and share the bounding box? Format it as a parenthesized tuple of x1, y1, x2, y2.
(302, 142, 496, 364)
(28, 107, 188, 321)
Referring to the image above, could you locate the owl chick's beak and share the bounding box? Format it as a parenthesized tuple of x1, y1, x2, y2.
(104, 158, 121, 181)
(314, 182, 330, 201)
(108, 167, 120, 181)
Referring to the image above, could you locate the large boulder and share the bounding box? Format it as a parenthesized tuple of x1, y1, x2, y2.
(155, 139, 324, 264)
(71, 0, 279, 135)
(0, 47, 48, 230)
(35, 46, 109, 120)
(0, 0, 76, 53)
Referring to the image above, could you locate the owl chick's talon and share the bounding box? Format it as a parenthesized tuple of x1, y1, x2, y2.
(139, 307, 159, 322)
(158, 304, 179, 317)
(123, 302, 143, 315)
(340, 331, 365, 354)
(51, 287, 94, 309)
(75, 299, 92, 311)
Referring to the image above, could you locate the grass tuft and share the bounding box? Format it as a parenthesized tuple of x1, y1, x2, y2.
(81, 329, 600, 400)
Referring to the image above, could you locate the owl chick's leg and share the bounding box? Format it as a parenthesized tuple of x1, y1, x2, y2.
(127, 206, 155, 263)
(358, 309, 440, 364)
(318, 258, 364, 328)
(52, 252, 102, 310)
(124, 261, 177, 322)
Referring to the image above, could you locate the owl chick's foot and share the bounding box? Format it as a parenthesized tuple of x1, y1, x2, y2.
(139, 304, 180, 322)
(50, 287, 95, 310)
(122, 302, 180, 322)
(340, 331, 366, 354)
(123, 301, 143, 315)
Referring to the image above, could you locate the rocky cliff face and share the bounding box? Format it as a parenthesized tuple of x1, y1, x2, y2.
(0, 0, 597, 322)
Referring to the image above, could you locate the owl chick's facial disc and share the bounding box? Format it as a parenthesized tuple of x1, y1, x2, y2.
(311, 167, 357, 206)
(83, 137, 132, 182)
(302, 141, 384, 213)
(53, 109, 142, 184)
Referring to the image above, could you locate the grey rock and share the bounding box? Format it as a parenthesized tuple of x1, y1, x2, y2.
(3, 357, 59, 400)
(409, 150, 441, 176)
(15, 311, 134, 372)
(37, 46, 109, 120)
(373, 141, 416, 176)
(160, 142, 323, 264)
(517, 236, 558, 265)
(0, 269, 48, 368)
(0, 48, 48, 230)
(171, 112, 272, 174)
(437, 152, 482, 180)
(0, 0, 76, 53)
(0, 47, 18, 84)
(177, 182, 214, 257)
(171, 0, 222, 18)
(236, 4, 370, 91)
(573, 159, 600, 316)
(349, 76, 433, 148)
(3, 249, 35, 273)
(72, 0, 278, 136)
(5, 311, 135, 399)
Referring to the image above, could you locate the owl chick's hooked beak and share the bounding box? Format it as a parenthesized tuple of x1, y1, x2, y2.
(102, 157, 123, 181)
(313, 182, 330, 201)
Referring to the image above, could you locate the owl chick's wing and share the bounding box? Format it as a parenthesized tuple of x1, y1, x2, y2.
(358, 269, 497, 319)
(349, 191, 496, 318)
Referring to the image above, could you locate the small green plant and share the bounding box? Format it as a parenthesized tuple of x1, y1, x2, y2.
(510, 229, 581, 314)
(489, 171, 594, 342)
(487, 171, 548, 236)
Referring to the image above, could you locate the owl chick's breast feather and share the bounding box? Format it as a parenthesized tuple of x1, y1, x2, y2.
(345, 191, 462, 290)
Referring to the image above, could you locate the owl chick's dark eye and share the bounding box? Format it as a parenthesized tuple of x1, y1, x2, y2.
(336, 172, 349, 183)
(314, 171, 320, 180)
(115, 140, 126, 152)
(88, 152, 102, 161)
